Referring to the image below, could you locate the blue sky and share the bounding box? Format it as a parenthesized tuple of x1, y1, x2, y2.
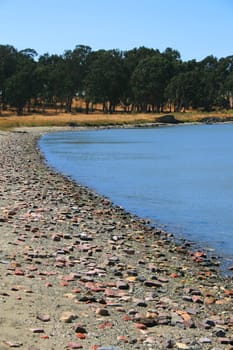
(1, 0, 232, 61)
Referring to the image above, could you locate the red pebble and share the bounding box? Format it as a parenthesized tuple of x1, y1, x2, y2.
(134, 323, 147, 330)
(75, 333, 86, 340)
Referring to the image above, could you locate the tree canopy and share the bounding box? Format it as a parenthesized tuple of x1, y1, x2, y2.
(0, 43, 233, 115)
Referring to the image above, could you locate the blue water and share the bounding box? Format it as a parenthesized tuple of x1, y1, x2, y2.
(39, 124, 233, 273)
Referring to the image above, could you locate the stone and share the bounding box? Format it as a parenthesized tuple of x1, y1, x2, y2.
(134, 312, 158, 327)
(4, 341, 23, 348)
(214, 329, 226, 337)
(175, 342, 191, 349)
(36, 314, 50, 322)
(199, 337, 212, 343)
(144, 280, 162, 288)
(60, 311, 78, 323)
(97, 347, 122, 350)
(217, 337, 233, 344)
(116, 280, 129, 290)
(96, 307, 110, 316)
(73, 324, 87, 333)
(163, 338, 174, 348)
(66, 342, 83, 349)
(30, 328, 45, 333)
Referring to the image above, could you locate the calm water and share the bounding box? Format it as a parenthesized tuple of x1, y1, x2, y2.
(39, 124, 233, 274)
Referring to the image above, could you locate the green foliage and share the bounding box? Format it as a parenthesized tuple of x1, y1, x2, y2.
(1, 43, 233, 114)
(84, 49, 126, 113)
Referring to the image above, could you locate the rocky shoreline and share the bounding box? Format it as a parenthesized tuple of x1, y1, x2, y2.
(0, 128, 232, 350)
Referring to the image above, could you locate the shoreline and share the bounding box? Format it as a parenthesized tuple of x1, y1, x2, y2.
(38, 124, 233, 276)
(0, 127, 232, 350)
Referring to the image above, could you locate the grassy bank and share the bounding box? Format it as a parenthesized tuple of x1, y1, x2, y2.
(1, 111, 233, 130)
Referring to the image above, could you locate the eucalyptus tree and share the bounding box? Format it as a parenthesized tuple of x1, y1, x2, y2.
(84, 49, 126, 113)
(122, 46, 160, 110)
(165, 70, 201, 111)
(62, 45, 92, 112)
(130, 54, 175, 112)
(36, 53, 67, 110)
(0, 45, 18, 112)
(197, 55, 220, 111)
(216, 56, 233, 108)
(222, 72, 233, 109)
(5, 49, 37, 115)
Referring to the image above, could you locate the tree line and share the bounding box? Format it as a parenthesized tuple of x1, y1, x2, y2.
(1, 44, 233, 115)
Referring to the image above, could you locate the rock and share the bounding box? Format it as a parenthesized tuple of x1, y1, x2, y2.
(36, 314, 50, 322)
(217, 337, 233, 344)
(200, 319, 216, 329)
(30, 328, 45, 333)
(123, 248, 135, 255)
(199, 337, 212, 343)
(134, 312, 158, 327)
(175, 342, 191, 349)
(144, 280, 162, 288)
(75, 333, 86, 340)
(59, 311, 78, 323)
(96, 307, 110, 316)
(157, 312, 171, 325)
(73, 324, 87, 333)
(116, 280, 129, 290)
(4, 341, 23, 348)
(66, 342, 83, 349)
(134, 299, 147, 307)
(97, 347, 122, 350)
(163, 338, 174, 348)
(134, 323, 147, 330)
(214, 329, 226, 337)
(157, 114, 182, 124)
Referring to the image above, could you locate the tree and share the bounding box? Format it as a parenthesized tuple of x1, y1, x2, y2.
(5, 49, 37, 115)
(197, 56, 219, 111)
(216, 56, 233, 108)
(84, 49, 126, 113)
(0, 45, 18, 112)
(130, 54, 174, 112)
(62, 45, 92, 112)
(165, 71, 201, 111)
(36, 53, 67, 110)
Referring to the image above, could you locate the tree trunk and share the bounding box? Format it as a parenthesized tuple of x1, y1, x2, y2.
(85, 100, 89, 114)
(66, 96, 73, 113)
(17, 105, 23, 116)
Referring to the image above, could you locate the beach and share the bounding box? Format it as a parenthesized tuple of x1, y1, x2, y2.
(0, 127, 232, 350)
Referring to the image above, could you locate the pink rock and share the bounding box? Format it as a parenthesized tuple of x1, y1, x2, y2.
(4, 341, 23, 347)
(36, 314, 50, 322)
(66, 341, 83, 349)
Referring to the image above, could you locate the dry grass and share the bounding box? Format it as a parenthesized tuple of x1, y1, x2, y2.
(0, 111, 233, 130)
(0, 112, 161, 130)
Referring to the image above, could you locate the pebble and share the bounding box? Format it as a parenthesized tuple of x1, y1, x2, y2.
(73, 324, 87, 333)
(66, 342, 83, 349)
(97, 347, 122, 350)
(4, 341, 23, 348)
(30, 328, 45, 333)
(175, 342, 191, 349)
(199, 337, 212, 343)
(96, 308, 110, 316)
(59, 312, 78, 323)
(36, 314, 50, 322)
(116, 280, 129, 290)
